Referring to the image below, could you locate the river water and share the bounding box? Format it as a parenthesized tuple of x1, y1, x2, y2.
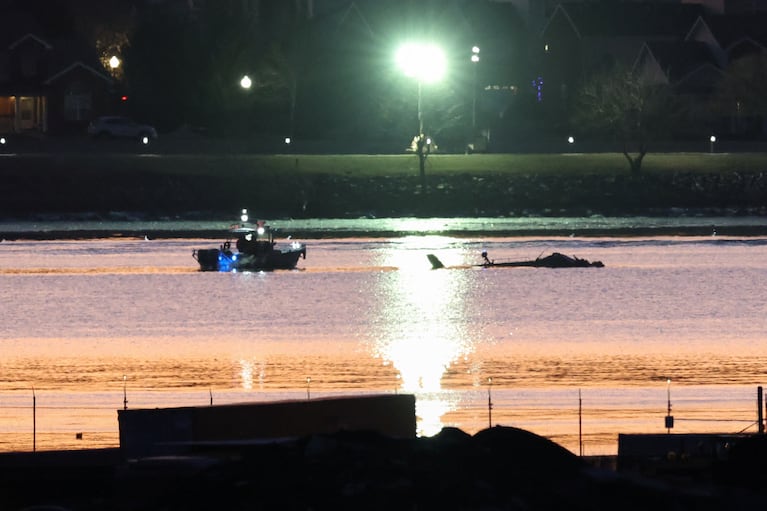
(1, 217, 766, 455)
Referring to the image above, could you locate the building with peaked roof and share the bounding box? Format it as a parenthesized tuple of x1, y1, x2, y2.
(634, 40, 722, 92)
(538, 1, 707, 94)
(696, 13, 767, 61)
(0, 22, 114, 136)
(532, 0, 767, 140)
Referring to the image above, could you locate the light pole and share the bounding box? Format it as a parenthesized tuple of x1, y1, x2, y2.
(487, 377, 493, 428)
(665, 378, 674, 433)
(396, 42, 446, 188)
(709, 135, 716, 153)
(471, 46, 480, 134)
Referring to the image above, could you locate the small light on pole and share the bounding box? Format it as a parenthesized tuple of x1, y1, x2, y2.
(109, 55, 121, 69)
(665, 378, 674, 432)
(240, 75, 252, 90)
(471, 46, 480, 136)
(568, 136, 575, 145)
(709, 135, 716, 153)
(487, 377, 493, 428)
(123, 375, 128, 410)
(306, 376, 311, 400)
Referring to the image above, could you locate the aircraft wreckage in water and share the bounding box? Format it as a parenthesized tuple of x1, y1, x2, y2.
(427, 251, 604, 270)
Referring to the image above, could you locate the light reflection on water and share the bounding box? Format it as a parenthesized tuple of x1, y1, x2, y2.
(1, 235, 767, 454)
(369, 237, 477, 435)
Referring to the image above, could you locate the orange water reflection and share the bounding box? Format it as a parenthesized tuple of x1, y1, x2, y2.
(368, 237, 480, 436)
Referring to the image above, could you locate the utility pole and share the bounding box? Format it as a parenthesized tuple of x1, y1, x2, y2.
(665, 379, 674, 433)
(487, 377, 493, 428)
(579, 389, 583, 457)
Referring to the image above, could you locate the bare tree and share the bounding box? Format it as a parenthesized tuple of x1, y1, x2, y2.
(571, 67, 676, 173)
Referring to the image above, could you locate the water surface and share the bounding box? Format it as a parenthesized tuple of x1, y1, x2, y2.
(1, 230, 766, 455)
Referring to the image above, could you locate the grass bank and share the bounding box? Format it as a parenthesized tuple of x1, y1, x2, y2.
(1, 152, 766, 218)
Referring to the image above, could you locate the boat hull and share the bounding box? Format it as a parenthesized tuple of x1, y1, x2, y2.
(194, 247, 306, 272)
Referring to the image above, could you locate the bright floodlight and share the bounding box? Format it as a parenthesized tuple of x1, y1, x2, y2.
(240, 75, 252, 89)
(396, 42, 446, 84)
(710, 135, 716, 143)
(109, 55, 120, 69)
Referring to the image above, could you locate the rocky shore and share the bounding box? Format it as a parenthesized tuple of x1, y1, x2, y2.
(1, 154, 766, 221)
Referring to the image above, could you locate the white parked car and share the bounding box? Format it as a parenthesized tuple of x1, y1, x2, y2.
(87, 116, 158, 141)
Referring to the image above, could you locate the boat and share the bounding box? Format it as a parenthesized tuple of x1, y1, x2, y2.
(427, 251, 603, 269)
(193, 210, 306, 271)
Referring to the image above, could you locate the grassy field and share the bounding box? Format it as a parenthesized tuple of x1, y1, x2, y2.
(55, 152, 767, 176)
(1, 152, 766, 218)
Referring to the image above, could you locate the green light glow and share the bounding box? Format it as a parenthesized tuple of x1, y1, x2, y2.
(395, 42, 446, 84)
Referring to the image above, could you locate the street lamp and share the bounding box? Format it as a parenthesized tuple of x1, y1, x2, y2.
(471, 46, 480, 133)
(396, 42, 446, 188)
(240, 75, 252, 90)
(709, 134, 716, 153)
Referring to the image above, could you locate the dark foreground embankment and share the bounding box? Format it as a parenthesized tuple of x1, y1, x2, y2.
(3, 426, 765, 511)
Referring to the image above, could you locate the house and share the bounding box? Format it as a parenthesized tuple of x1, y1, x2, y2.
(684, 12, 767, 135)
(633, 40, 723, 133)
(538, 2, 706, 108)
(0, 14, 114, 136)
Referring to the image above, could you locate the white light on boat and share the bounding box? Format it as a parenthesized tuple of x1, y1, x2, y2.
(241, 209, 248, 223)
(257, 226, 265, 235)
(291, 242, 302, 249)
(0, 137, 6, 145)
(141, 136, 149, 145)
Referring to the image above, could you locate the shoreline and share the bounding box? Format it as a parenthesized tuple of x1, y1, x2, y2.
(2, 214, 767, 240)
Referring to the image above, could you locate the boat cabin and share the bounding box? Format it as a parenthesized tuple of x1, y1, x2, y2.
(231, 224, 276, 255)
